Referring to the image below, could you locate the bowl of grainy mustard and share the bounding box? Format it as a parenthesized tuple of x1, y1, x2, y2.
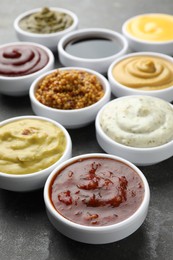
(29, 67, 111, 129)
(14, 7, 78, 51)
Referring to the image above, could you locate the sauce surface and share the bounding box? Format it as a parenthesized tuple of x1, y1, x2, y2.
(0, 44, 48, 77)
(100, 96, 173, 148)
(19, 7, 73, 34)
(112, 55, 173, 90)
(50, 157, 144, 226)
(0, 119, 66, 174)
(126, 14, 173, 42)
(65, 37, 123, 59)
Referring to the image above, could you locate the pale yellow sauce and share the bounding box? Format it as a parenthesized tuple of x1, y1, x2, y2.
(126, 14, 173, 42)
(100, 96, 173, 148)
(0, 119, 66, 174)
(112, 55, 173, 90)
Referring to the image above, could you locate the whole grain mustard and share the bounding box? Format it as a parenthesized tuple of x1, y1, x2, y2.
(35, 69, 104, 110)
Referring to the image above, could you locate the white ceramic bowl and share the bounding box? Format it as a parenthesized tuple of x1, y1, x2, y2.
(29, 67, 111, 129)
(44, 153, 150, 244)
(0, 42, 54, 96)
(14, 7, 79, 51)
(108, 52, 173, 102)
(95, 96, 173, 166)
(122, 13, 173, 55)
(58, 28, 129, 74)
(0, 115, 72, 192)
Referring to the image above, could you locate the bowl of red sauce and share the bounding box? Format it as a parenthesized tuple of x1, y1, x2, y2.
(0, 42, 54, 96)
(44, 153, 150, 244)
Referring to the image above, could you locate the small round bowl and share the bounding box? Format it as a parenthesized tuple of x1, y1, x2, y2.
(0, 42, 54, 96)
(14, 7, 79, 51)
(0, 115, 72, 192)
(122, 13, 173, 55)
(58, 28, 128, 74)
(95, 96, 173, 166)
(29, 67, 111, 129)
(108, 52, 173, 102)
(44, 153, 150, 244)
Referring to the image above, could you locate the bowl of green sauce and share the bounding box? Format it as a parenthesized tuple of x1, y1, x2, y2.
(14, 7, 78, 51)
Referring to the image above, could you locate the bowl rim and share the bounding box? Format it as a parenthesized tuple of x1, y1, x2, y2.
(95, 95, 173, 151)
(29, 66, 111, 113)
(108, 51, 173, 94)
(122, 12, 173, 45)
(58, 27, 129, 63)
(0, 41, 54, 80)
(44, 152, 150, 231)
(14, 7, 79, 38)
(0, 115, 72, 178)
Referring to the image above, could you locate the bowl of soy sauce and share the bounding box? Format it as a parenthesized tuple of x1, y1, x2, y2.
(58, 28, 129, 74)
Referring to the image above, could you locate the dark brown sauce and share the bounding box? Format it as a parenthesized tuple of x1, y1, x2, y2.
(64, 37, 123, 59)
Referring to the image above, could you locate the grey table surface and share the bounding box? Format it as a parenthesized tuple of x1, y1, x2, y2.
(0, 1, 173, 260)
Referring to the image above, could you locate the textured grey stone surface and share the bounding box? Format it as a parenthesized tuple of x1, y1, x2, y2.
(0, 1, 173, 260)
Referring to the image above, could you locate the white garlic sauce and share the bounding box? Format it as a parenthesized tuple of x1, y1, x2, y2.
(100, 96, 173, 148)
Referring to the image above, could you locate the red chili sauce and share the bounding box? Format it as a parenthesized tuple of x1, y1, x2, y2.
(50, 157, 145, 226)
(0, 45, 49, 76)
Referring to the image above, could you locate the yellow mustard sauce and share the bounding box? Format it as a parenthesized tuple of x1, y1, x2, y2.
(126, 14, 173, 42)
(0, 119, 66, 174)
(112, 55, 173, 90)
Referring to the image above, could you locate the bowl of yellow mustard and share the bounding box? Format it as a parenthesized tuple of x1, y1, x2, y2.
(14, 7, 78, 51)
(108, 52, 173, 102)
(0, 115, 72, 192)
(122, 13, 173, 55)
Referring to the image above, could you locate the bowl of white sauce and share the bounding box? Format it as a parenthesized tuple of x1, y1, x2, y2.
(95, 95, 173, 166)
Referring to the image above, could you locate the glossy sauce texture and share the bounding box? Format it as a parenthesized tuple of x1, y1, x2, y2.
(0, 45, 48, 77)
(50, 157, 144, 226)
(65, 37, 123, 59)
(126, 14, 173, 42)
